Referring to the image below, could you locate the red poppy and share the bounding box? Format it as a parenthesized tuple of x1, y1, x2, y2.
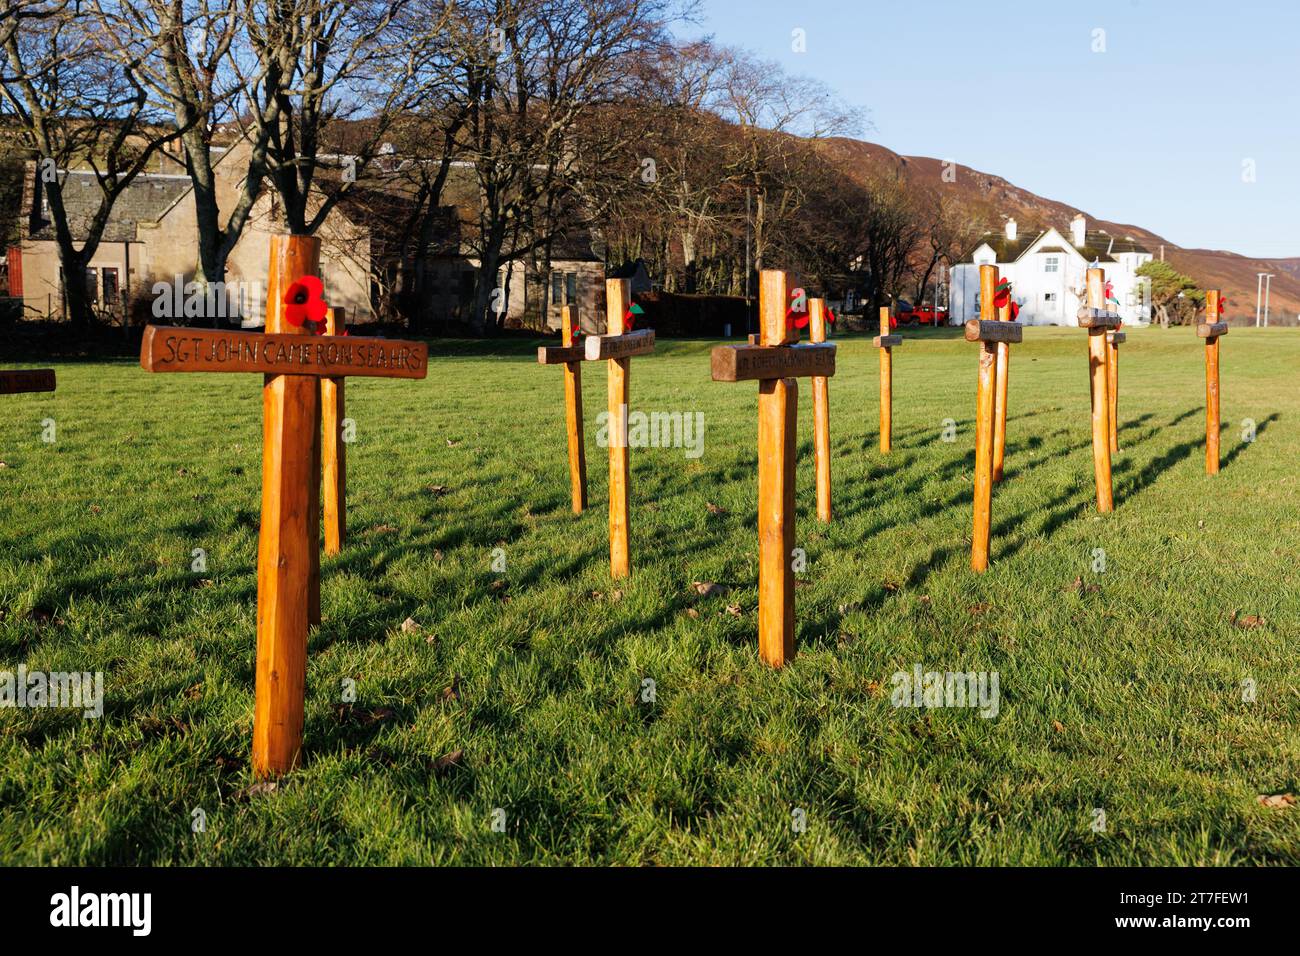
(283, 275, 328, 333)
(1219, 297, 1227, 315)
(1104, 279, 1115, 302)
(993, 278, 1012, 309)
(825, 306, 836, 324)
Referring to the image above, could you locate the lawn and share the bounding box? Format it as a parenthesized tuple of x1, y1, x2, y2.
(1, 325, 1297, 865)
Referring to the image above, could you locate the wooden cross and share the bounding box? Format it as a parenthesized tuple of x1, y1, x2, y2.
(1076, 267, 1120, 511)
(321, 306, 347, 553)
(536, 305, 589, 514)
(1106, 325, 1125, 454)
(711, 269, 836, 667)
(0, 369, 56, 397)
(991, 291, 1013, 482)
(139, 234, 429, 777)
(966, 264, 1022, 572)
(587, 279, 655, 578)
(873, 306, 902, 453)
(808, 297, 832, 522)
(1200, 289, 1229, 475)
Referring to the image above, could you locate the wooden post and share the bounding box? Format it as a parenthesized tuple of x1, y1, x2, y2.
(1084, 268, 1114, 512)
(562, 306, 587, 513)
(1106, 328, 1124, 454)
(992, 296, 1012, 482)
(759, 271, 795, 666)
(711, 269, 836, 667)
(321, 306, 347, 555)
(972, 265, 998, 572)
(583, 282, 657, 578)
(604, 279, 632, 578)
(139, 313, 428, 777)
(255, 234, 322, 774)
(1201, 290, 1228, 475)
(874, 306, 900, 453)
(808, 297, 831, 522)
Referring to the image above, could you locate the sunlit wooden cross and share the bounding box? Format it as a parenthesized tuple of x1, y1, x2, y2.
(320, 306, 347, 553)
(873, 306, 902, 453)
(584, 279, 655, 578)
(966, 264, 1022, 572)
(139, 234, 428, 777)
(1076, 266, 1121, 511)
(712, 269, 836, 667)
(1199, 289, 1229, 475)
(807, 297, 833, 522)
(536, 305, 590, 514)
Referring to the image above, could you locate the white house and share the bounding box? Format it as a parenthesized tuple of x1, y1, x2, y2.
(949, 214, 1153, 326)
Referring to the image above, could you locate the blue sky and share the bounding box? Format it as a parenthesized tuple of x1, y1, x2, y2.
(682, 0, 1299, 258)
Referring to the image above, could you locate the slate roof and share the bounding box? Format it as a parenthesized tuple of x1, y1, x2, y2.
(971, 226, 1151, 264)
(23, 167, 191, 242)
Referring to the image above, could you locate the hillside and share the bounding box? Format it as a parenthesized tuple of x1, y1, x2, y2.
(819, 138, 1300, 324)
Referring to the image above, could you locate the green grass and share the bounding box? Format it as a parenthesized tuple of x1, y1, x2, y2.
(1, 325, 1297, 865)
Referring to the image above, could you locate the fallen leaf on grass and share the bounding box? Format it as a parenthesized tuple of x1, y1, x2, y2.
(1066, 577, 1100, 595)
(705, 502, 728, 515)
(866, 681, 883, 698)
(967, 602, 991, 616)
(425, 484, 450, 496)
(433, 749, 464, 775)
(234, 781, 279, 801)
(1052, 720, 1066, 733)
(446, 439, 461, 447)
(183, 683, 203, 701)
(189, 578, 214, 589)
(365, 523, 399, 536)
(1231, 611, 1266, 630)
(334, 704, 395, 727)
(1257, 794, 1295, 809)
(691, 581, 728, 598)
(442, 676, 462, 702)
(401, 617, 421, 634)
(684, 608, 699, 619)
(724, 603, 743, 617)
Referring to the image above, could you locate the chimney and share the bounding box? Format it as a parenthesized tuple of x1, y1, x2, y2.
(1004, 218, 1017, 241)
(1070, 214, 1086, 248)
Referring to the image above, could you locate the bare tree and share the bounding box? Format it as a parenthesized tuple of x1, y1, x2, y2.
(712, 48, 862, 277)
(0, 0, 191, 325)
(90, 0, 276, 294)
(238, 0, 452, 236)
(452, 0, 680, 334)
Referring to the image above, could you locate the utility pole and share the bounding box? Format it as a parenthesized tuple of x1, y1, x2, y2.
(1264, 273, 1274, 326)
(1256, 272, 1266, 327)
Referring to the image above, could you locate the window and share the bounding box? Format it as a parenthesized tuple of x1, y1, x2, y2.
(551, 271, 579, 306)
(102, 267, 119, 305)
(85, 268, 98, 304)
(1044, 292, 1056, 302)
(1044, 256, 1059, 273)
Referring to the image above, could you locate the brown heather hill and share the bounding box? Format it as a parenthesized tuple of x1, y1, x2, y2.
(818, 137, 1300, 323)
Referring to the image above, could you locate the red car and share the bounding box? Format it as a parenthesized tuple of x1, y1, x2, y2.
(895, 306, 949, 326)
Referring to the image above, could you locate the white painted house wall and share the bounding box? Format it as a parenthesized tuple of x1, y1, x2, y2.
(950, 218, 1153, 327)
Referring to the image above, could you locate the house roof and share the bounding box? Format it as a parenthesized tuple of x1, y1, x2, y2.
(974, 231, 1045, 261)
(1075, 230, 1151, 261)
(970, 225, 1151, 264)
(23, 167, 191, 243)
